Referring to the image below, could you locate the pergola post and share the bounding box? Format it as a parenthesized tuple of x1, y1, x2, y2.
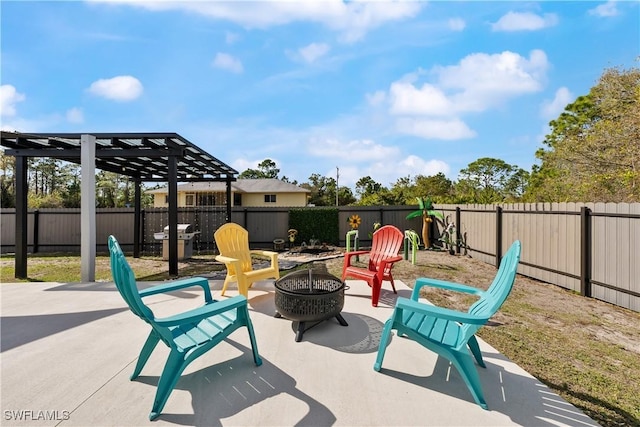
(81, 134, 96, 282)
(168, 155, 178, 276)
(14, 155, 28, 279)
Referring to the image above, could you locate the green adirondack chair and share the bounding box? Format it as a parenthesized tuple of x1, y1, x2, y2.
(374, 240, 521, 409)
(108, 235, 262, 420)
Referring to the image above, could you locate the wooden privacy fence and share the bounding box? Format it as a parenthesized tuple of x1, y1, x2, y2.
(1, 203, 638, 312)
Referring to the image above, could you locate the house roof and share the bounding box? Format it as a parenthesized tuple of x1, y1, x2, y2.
(0, 131, 238, 182)
(146, 178, 310, 194)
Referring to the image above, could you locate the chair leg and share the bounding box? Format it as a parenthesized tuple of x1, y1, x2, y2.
(243, 306, 263, 366)
(237, 276, 249, 298)
(373, 319, 394, 371)
(449, 350, 488, 410)
(150, 350, 186, 421)
(371, 277, 381, 307)
(467, 335, 486, 368)
(131, 331, 160, 380)
(221, 275, 232, 296)
(388, 276, 397, 294)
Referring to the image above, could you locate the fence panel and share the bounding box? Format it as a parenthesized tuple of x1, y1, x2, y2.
(2, 203, 639, 312)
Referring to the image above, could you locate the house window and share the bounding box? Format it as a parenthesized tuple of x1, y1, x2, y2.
(234, 193, 242, 206)
(185, 194, 195, 206)
(198, 192, 217, 206)
(264, 194, 276, 203)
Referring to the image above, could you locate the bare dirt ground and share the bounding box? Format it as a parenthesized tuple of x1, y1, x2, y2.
(321, 249, 640, 353)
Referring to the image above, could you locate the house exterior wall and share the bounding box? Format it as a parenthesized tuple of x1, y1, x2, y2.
(152, 190, 307, 207)
(240, 192, 307, 207)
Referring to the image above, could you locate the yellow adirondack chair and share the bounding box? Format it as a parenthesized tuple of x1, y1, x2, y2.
(214, 223, 280, 297)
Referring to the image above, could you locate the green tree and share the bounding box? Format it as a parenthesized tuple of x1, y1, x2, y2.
(387, 176, 414, 205)
(456, 157, 527, 203)
(414, 173, 455, 203)
(355, 176, 392, 206)
(355, 176, 382, 199)
(301, 173, 355, 206)
(238, 159, 280, 179)
(528, 65, 640, 202)
(0, 153, 15, 208)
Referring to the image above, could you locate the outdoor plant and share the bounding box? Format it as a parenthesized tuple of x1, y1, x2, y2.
(368, 222, 381, 239)
(405, 196, 444, 249)
(439, 215, 470, 255)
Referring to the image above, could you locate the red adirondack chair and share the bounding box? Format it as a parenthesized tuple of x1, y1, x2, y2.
(341, 225, 404, 307)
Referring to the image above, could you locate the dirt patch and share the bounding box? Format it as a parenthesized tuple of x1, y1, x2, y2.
(322, 249, 640, 355)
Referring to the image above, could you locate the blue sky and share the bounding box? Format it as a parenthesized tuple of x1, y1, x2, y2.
(1, 1, 638, 190)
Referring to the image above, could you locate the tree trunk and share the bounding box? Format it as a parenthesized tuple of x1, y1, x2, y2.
(422, 215, 431, 249)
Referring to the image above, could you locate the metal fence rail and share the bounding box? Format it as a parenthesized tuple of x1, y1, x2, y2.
(1, 202, 638, 312)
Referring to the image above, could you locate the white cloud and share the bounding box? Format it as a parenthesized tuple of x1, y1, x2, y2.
(396, 117, 476, 140)
(491, 11, 559, 32)
(308, 138, 399, 162)
(299, 43, 330, 63)
(380, 50, 548, 140)
(435, 50, 549, 111)
(589, 1, 619, 17)
(87, 75, 143, 101)
(212, 52, 244, 73)
(448, 18, 466, 31)
(94, 1, 422, 43)
(1, 85, 26, 117)
(400, 155, 451, 176)
(540, 87, 574, 120)
(66, 107, 84, 124)
(388, 82, 454, 116)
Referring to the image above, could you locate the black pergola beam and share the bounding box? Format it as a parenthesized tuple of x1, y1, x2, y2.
(1, 131, 238, 280)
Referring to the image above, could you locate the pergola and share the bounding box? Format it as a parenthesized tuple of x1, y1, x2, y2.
(0, 131, 238, 279)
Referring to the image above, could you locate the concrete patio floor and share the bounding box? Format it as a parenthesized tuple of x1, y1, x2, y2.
(1, 278, 600, 427)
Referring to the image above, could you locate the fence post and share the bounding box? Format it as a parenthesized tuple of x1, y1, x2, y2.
(141, 209, 146, 254)
(455, 207, 461, 254)
(495, 206, 503, 268)
(33, 209, 39, 254)
(580, 206, 592, 298)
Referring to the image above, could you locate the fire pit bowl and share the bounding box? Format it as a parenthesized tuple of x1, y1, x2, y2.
(274, 269, 348, 341)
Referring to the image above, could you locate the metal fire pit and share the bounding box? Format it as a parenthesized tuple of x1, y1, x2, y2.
(274, 269, 348, 342)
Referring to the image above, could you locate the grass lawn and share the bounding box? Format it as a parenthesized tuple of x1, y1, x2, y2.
(2, 251, 639, 427)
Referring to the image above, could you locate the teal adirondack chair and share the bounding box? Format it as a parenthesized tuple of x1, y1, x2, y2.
(374, 240, 521, 409)
(108, 235, 262, 420)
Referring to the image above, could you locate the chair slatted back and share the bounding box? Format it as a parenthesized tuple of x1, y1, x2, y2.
(108, 236, 155, 323)
(214, 223, 252, 274)
(460, 240, 521, 342)
(368, 225, 404, 274)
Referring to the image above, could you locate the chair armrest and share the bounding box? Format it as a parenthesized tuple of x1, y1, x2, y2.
(215, 255, 241, 266)
(250, 250, 279, 268)
(396, 297, 488, 325)
(139, 277, 213, 303)
(380, 255, 402, 264)
(155, 295, 248, 326)
(343, 251, 369, 266)
(250, 249, 278, 258)
(412, 277, 484, 301)
(345, 250, 368, 257)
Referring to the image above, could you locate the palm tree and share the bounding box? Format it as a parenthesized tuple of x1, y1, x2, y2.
(406, 196, 444, 249)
